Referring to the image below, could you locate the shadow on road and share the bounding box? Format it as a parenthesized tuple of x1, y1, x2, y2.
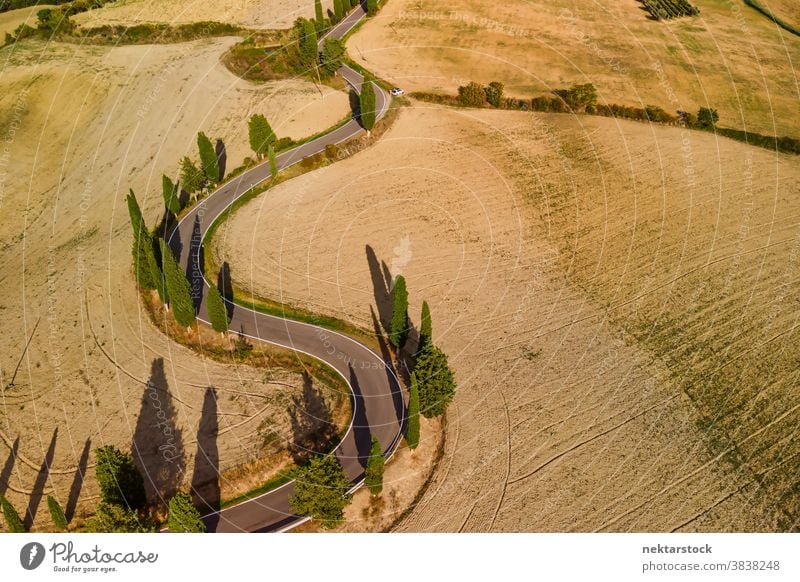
(193, 387, 220, 532)
(132, 358, 185, 509)
(370, 306, 406, 429)
(65, 438, 91, 522)
(218, 261, 234, 319)
(347, 364, 372, 467)
(187, 215, 206, 315)
(288, 372, 338, 465)
(24, 428, 57, 530)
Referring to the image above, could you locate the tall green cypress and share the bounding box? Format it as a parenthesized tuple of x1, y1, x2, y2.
(159, 238, 196, 327)
(47, 495, 68, 531)
(0, 495, 25, 532)
(180, 156, 204, 195)
(162, 174, 180, 214)
(364, 436, 384, 495)
(168, 492, 206, 533)
(333, 0, 343, 23)
(389, 274, 408, 349)
(299, 18, 318, 65)
(197, 132, 219, 184)
(359, 78, 376, 131)
(269, 144, 278, 179)
(126, 190, 156, 291)
(406, 372, 420, 449)
(314, 0, 323, 28)
(248, 114, 275, 160)
(419, 300, 432, 351)
(206, 282, 229, 334)
(415, 344, 456, 418)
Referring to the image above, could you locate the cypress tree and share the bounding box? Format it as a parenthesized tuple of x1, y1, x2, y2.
(415, 344, 456, 418)
(167, 492, 206, 533)
(94, 446, 147, 510)
(419, 299, 432, 351)
(269, 145, 278, 179)
(248, 113, 275, 160)
(159, 238, 196, 327)
(197, 132, 220, 184)
(84, 503, 156, 533)
(299, 18, 318, 65)
(333, 0, 343, 23)
(367, 0, 378, 16)
(406, 372, 420, 449)
(126, 190, 156, 291)
(180, 156, 204, 195)
(47, 495, 68, 531)
(359, 78, 376, 131)
(0, 495, 25, 532)
(389, 274, 408, 349)
(289, 454, 351, 528)
(206, 282, 229, 334)
(364, 436, 384, 495)
(161, 174, 180, 214)
(321, 37, 344, 76)
(314, 0, 323, 27)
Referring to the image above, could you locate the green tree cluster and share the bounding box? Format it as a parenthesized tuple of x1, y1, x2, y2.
(321, 37, 345, 76)
(458, 81, 486, 107)
(158, 238, 196, 328)
(554, 82, 597, 111)
(126, 190, 164, 300)
(484, 81, 504, 108)
(180, 156, 205, 196)
(84, 503, 155, 533)
(289, 454, 351, 528)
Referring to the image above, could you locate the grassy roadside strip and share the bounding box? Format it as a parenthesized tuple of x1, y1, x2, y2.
(743, 0, 800, 38)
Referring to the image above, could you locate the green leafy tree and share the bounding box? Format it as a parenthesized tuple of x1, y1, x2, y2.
(206, 282, 229, 334)
(162, 174, 181, 214)
(248, 113, 276, 159)
(126, 189, 157, 291)
(84, 503, 156, 533)
(414, 344, 456, 418)
(321, 37, 344, 76)
(158, 238, 196, 327)
(298, 18, 318, 65)
(289, 454, 351, 528)
(458, 81, 486, 107)
(554, 83, 597, 111)
(364, 436, 384, 495)
(269, 144, 278, 179)
(406, 372, 420, 449)
(359, 78, 377, 131)
(697, 107, 719, 129)
(47, 496, 68, 531)
(484, 81, 504, 108)
(367, 0, 378, 16)
(197, 131, 220, 184)
(315, 0, 324, 29)
(333, 0, 343, 23)
(167, 492, 206, 533)
(180, 156, 204, 195)
(94, 445, 147, 510)
(419, 300, 432, 351)
(0, 495, 25, 532)
(389, 274, 408, 349)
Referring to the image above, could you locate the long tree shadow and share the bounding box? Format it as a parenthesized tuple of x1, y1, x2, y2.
(366, 244, 393, 332)
(132, 358, 185, 509)
(218, 261, 234, 319)
(0, 436, 19, 498)
(371, 306, 406, 428)
(65, 438, 91, 522)
(288, 372, 338, 465)
(215, 139, 227, 181)
(193, 387, 220, 532)
(24, 428, 57, 530)
(347, 364, 372, 467)
(187, 215, 206, 315)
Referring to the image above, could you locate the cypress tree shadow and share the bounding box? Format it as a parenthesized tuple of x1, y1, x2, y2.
(288, 372, 338, 464)
(187, 215, 206, 314)
(365, 245, 392, 332)
(218, 261, 234, 319)
(65, 438, 90, 522)
(193, 387, 220, 532)
(0, 436, 19, 498)
(371, 306, 406, 427)
(24, 428, 57, 530)
(132, 358, 185, 508)
(215, 139, 227, 181)
(347, 364, 373, 467)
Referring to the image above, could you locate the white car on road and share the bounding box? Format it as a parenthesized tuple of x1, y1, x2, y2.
(390, 87, 404, 96)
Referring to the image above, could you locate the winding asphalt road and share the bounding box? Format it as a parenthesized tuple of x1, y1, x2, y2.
(166, 5, 400, 532)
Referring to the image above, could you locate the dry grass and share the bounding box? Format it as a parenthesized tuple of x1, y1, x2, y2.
(349, 0, 800, 137)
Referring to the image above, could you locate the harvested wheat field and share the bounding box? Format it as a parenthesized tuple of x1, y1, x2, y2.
(0, 6, 54, 39)
(217, 104, 800, 531)
(0, 37, 350, 530)
(73, 0, 332, 30)
(759, 0, 800, 30)
(349, 0, 800, 137)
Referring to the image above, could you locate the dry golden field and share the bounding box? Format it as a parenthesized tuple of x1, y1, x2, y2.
(216, 104, 800, 531)
(349, 0, 800, 137)
(0, 37, 349, 529)
(760, 0, 800, 29)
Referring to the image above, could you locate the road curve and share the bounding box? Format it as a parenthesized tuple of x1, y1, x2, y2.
(166, 5, 401, 532)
